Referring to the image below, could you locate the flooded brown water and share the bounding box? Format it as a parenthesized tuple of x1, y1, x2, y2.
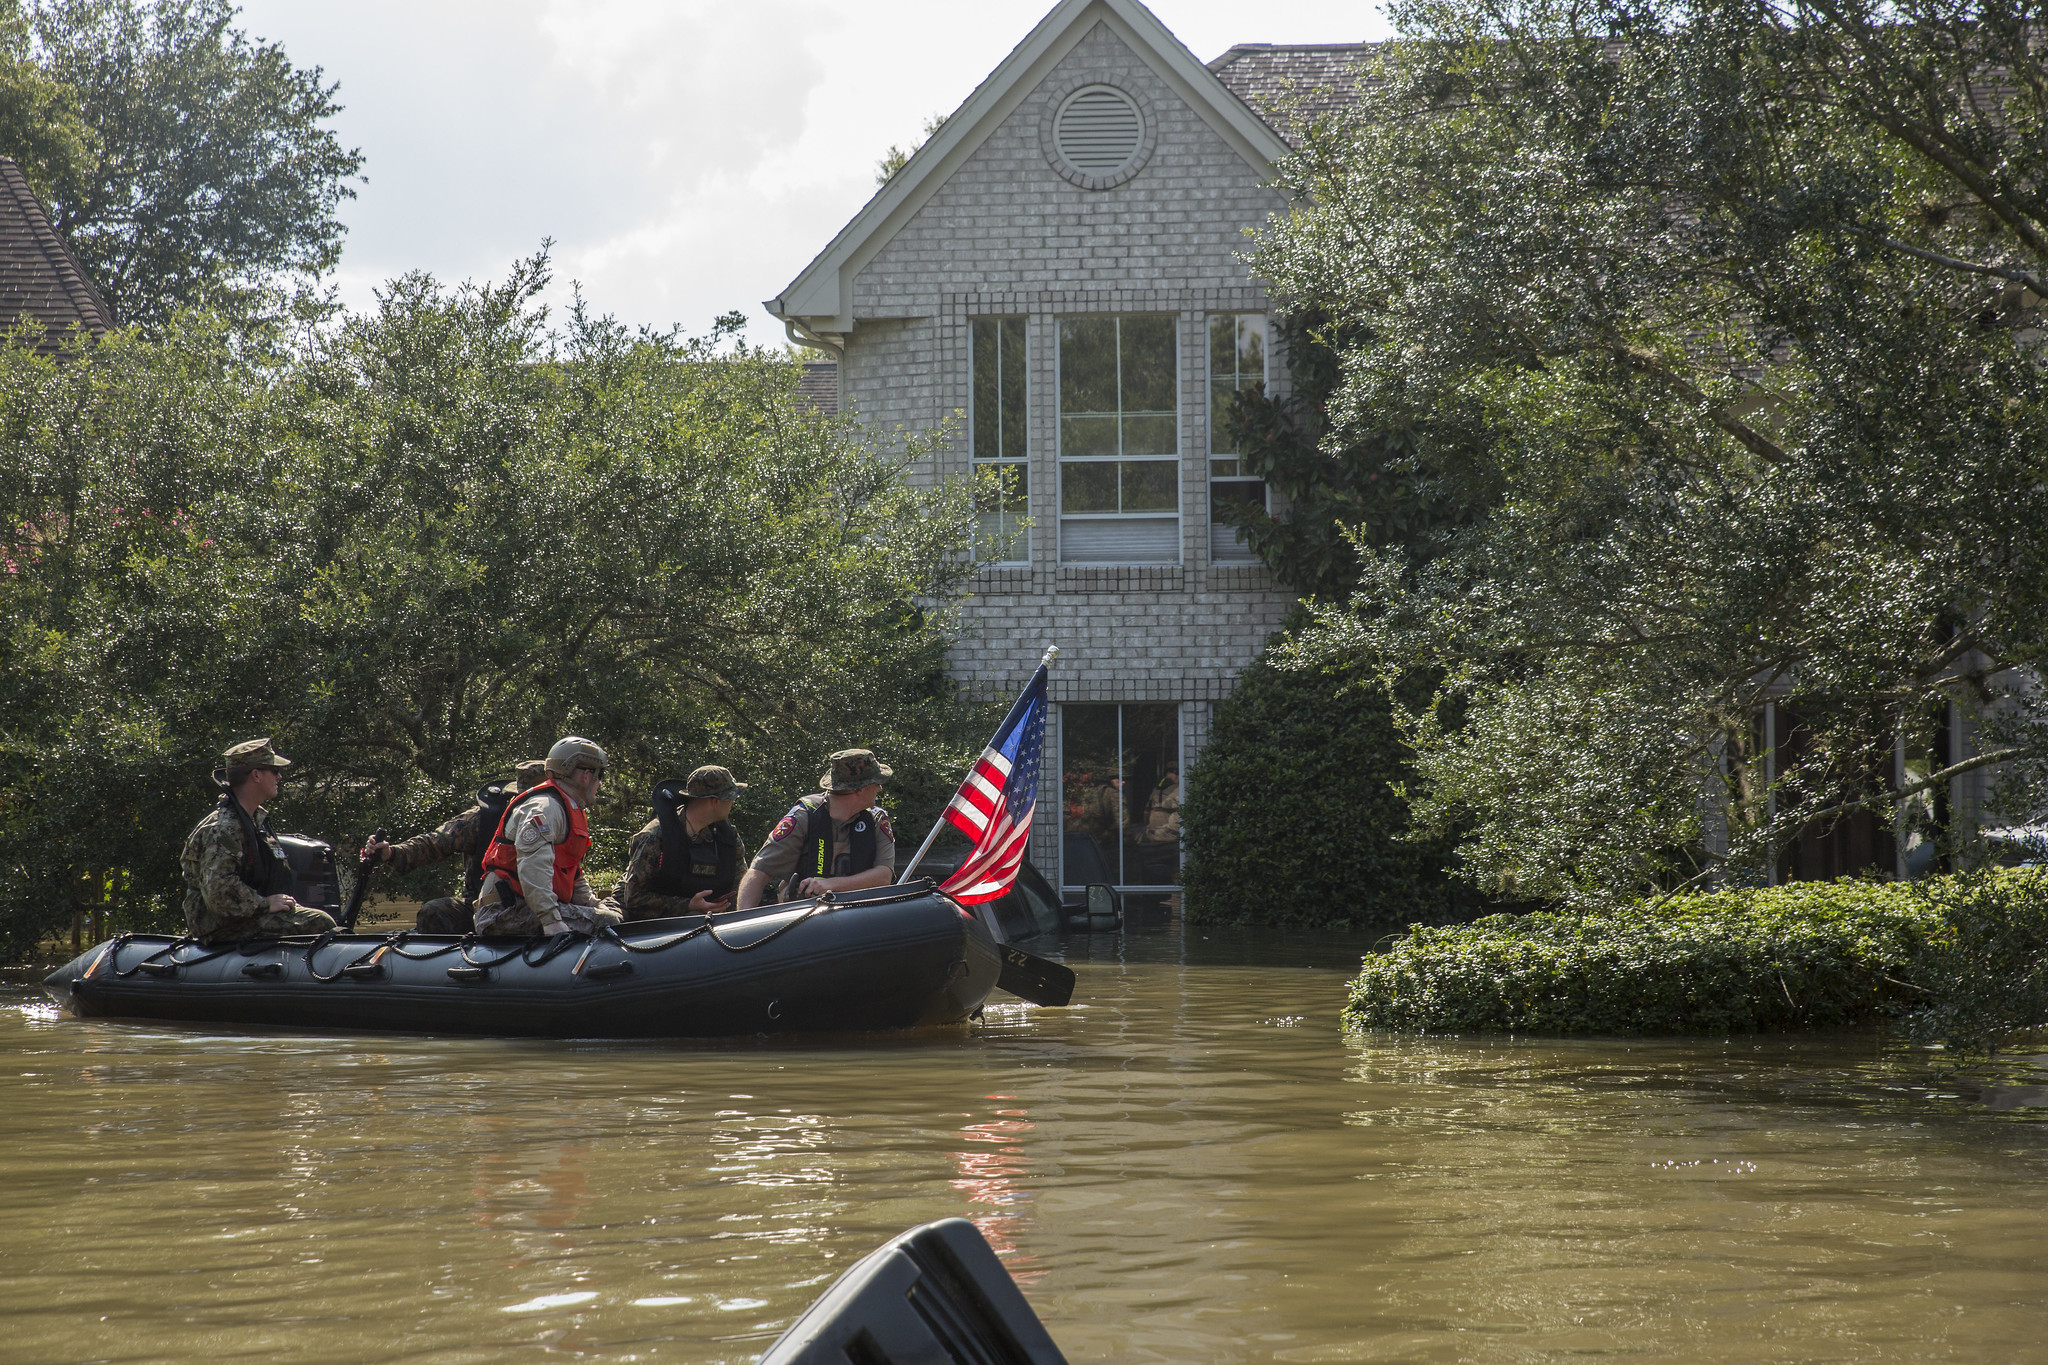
(3, 928, 2046, 1364)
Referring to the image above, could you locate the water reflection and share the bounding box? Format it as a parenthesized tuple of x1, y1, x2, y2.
(3, 932, 2046, 1363)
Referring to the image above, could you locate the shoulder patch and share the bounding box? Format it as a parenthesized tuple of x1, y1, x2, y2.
(875, 808, 893, 839)
(769, 810, 801, 843)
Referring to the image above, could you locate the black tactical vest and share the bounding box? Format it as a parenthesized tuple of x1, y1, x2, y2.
(221, 796, 296, 898)
(785, 794, 880, 900)
(649, 780, 739, 901)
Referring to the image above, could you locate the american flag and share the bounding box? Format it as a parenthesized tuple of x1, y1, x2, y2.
(938, 663, 1049, 905)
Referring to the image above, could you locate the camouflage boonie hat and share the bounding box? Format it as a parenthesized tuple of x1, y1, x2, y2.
(514, 759, 547, 789)
(819, 748, 892, 792)
(684, 764, 747, 801)
(222, 737, 291, 770)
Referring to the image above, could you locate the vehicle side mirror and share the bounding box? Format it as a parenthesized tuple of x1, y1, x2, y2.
(1085, 883, 1121, 932)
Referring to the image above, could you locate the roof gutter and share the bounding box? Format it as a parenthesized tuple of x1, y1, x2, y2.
(766, 298, 847, 363)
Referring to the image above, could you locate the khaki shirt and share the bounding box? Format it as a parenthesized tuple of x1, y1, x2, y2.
(748, 796, 895, 893)
(476, 789, 594, 935)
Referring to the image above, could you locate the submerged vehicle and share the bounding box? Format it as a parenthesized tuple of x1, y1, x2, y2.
(44, 882, 1011, 1039)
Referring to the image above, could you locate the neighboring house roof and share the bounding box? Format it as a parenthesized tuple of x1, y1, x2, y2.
(1207, 43, 1377, 144)
(0, 155, 114, 354)
(796, 360, 839, 415)
(765, 0, 1295, 338)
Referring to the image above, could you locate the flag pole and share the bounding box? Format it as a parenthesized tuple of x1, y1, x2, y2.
(899, 644, 1059, 884)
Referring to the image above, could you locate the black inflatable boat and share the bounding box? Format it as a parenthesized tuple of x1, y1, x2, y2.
(43, 882, 1004, 1038)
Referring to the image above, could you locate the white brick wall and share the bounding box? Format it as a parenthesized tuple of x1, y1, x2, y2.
(839, 21, 1299, 888)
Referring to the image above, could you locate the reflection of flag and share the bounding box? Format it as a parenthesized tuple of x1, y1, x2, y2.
(939, 664, 1049, 905)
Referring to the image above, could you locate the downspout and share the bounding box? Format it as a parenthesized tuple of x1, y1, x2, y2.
(771, 305, 846, 363)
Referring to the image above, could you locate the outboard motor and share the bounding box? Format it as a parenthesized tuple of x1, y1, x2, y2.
(277, 835, 341, 913)
(758, 1217, 1067, 1364)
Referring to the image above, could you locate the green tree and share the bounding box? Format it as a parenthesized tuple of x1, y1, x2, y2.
(1256, 0, 2048, 910)
(0, 255, 988, 959)
(0, 4, 95, 203)
(13, 0, 362, 326)
(874, 111, 947, 186)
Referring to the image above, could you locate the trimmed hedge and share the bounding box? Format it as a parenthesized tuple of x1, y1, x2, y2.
(1347, 871, 2048, 1051)
(1182, 642, 1457, 929)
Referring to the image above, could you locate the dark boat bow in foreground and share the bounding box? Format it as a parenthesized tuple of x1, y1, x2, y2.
(43, 882, 1002, 1038)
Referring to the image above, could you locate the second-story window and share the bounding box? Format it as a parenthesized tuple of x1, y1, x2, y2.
(1057, 314, 1179, 563)
(1208, 313, 1268, 563)
(971, 317, 1028, 564)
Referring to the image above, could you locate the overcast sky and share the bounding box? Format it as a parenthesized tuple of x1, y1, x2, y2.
(231, 0, 1392, 348)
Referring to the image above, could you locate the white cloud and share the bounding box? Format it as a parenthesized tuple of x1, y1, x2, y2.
(232, 0, 1392, 344)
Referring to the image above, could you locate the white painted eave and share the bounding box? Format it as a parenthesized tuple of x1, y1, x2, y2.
(763, 0, 1293, 334)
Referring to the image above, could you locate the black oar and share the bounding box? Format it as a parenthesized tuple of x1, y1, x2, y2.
(339, 826, 386, 931)
(996, 942, 1074, 1007)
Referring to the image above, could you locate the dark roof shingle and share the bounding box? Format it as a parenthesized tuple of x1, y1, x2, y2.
(1208, 43, 1381, 145)
(0, 154, 114, 354)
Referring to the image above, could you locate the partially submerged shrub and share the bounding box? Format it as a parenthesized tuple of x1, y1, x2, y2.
(1347, 871, 2048, 1053)
(1182, 642, 1457, 929)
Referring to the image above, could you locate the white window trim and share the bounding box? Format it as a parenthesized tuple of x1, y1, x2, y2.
(1058, 701, 1185, 892)
(970, 315, 1030, 566)
(1207, 312, 1270, 564)
(1054, 313, 1183, 566)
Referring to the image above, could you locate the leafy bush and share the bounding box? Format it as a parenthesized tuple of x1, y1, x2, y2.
(1347, 871, 2048, 1054)
(1182, 641, 1458, 929)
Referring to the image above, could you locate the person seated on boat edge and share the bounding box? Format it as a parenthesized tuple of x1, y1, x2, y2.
(180, 738, 338, 944)
(736, 749, 896, 909)
(616, 765, 751, 921)
(474, 736, 623, 938)
(358, 758, 547, 934)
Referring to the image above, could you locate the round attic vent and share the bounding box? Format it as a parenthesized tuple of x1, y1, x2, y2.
(1046, 84, 1152, 189)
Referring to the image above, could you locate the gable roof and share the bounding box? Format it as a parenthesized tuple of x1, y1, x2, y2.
(0, 155, 114, 354)
(1208, 44, 1377, 145)
(765, 0, 1294, 337)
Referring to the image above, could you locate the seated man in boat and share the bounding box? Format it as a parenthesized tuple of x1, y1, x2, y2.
(180, 738, 338, 943)
(474, 736, 623, 938)
(736, 749, 896, 908)
(359, 758, 546, 934)
(616, 764, 750, 920)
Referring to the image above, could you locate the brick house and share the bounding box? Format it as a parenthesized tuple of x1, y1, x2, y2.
(767, 0, 1355, 905)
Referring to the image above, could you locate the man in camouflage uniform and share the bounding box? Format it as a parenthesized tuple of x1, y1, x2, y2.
(737, 749, 896, 909)
(361, 759, 545, 934)
(180, 738, 338, 943)
(617, 765, 751, 920)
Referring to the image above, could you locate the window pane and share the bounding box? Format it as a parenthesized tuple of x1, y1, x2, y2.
(1061, 461, 1118, 512)
(1060, 318, 1118, 417)
(1060, 413, 1118, 457)
(1235, 314, 1267, 380)
(1000, 317, 1026, 461)
(1062, 704, 1123, 886)
(1211, 457, 1240, 478)
(1209, 377, 1241, 455)
(1209, 314, 1237, 379)
(1121, 412, 1176, 456)
(1120, 459, 1178, 512)
(1119, 315, 1177, 419)
(973, 463, 1028, 563)
(1122, 703, 1181, 887)
(972, 318, 1000, 461)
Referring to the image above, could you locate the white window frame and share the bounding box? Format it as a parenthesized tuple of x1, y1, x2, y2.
(969, 315, 1030, 566)
(1208, 312, 1270, 564)
(1057, 701, 1184, 893)
(1055, 313, 1181, 565)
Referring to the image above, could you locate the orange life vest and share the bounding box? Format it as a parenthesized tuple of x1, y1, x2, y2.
(479, 780, 590, 903)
